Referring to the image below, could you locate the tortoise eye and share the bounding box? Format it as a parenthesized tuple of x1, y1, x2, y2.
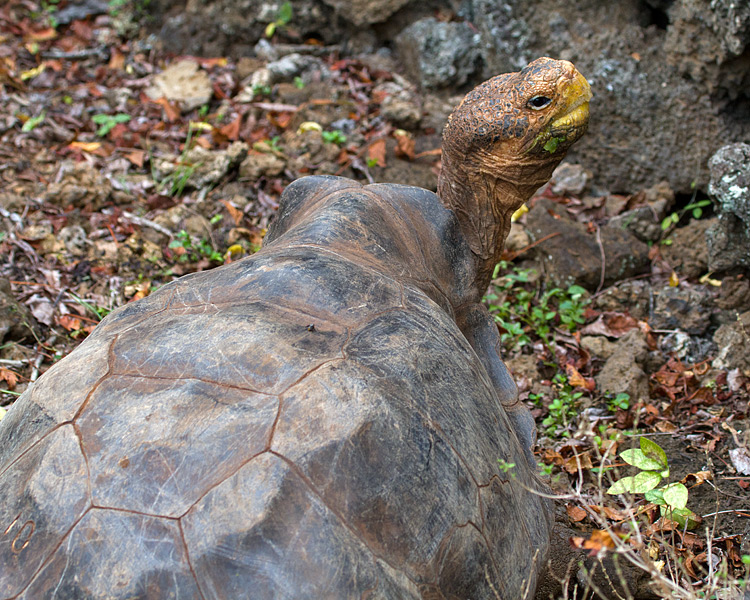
(527, 95, 552, 110)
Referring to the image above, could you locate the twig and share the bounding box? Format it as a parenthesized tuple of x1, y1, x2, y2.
(30, 334, 56, 382)
(0, 359, 30, 367)
(595, 224, 606, 294)
(505, 232, 562, 261)
(121, 211, 174, 238)
(41, 47, 109, 61)
(701, 509, 750, 518)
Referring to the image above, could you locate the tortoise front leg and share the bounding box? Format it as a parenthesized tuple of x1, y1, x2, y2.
(456, 303, 537, 466)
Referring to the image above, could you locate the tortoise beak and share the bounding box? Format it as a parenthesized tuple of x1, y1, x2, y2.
(549, 69, 592, 135)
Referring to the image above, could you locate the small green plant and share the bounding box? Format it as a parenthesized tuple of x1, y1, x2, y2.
(556, 284, 588, 330)
(108, 0, 151, 17)
(486, 262, 591, 351)
(265, 1, 293, 38)
(152, 124, 201, 197)
(366, 157, 379, 168)
(69, 293, 112, 321)
(31, 0, 59, 28)
(252, 83, 272, 98)
(607, 392, 630, 413)
(541, 373, 583, 437)
(607, 437, 699, 529)
(293, 76, 305, 89)
(21, 111, 46, 132)
(322, 130, 347, 145)
(168, 230, 224, 263)
(661, 182, 712, 232)
(92, 113, 131, 137)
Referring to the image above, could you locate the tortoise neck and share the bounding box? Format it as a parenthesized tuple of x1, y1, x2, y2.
(437, 154, 546, 298)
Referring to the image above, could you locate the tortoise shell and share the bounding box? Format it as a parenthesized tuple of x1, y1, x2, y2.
(0, 176, 551, 598)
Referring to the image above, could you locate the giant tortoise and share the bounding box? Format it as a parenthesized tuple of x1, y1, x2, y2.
(0, 57, 591, 599)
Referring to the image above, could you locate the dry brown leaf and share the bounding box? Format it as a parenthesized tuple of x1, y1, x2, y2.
(219, 114, 242, 140)
(368, 138, 387, 167)
(149, 96, 180, 122)
(580, 312, 638, 338)
(124, 150, 145, 167)
(571, 529, 617, 554)
(680, 470, 712, 486)
(393, 131, 415, 160)
(68, 141, 101, 153)
(57, 314, 83, 331)
(221, 200, 244, 226)
(0, 368, 18, 389)
(566, 504, 587, 523)
(655, 420, 678, 433)
(563, 452, 593, 474)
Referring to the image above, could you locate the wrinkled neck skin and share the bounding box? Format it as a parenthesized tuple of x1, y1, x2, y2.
(438, 150, 560, 300)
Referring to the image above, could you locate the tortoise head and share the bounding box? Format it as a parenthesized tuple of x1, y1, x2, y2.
(438, 57, 592, 293)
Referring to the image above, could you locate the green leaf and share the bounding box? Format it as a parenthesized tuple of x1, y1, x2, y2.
(608, 471, 661, 494)
(632, 470, 662, 493)
(21, 111, 46, 132)
(644, 488, 665, 505)
(640, 437, 668, 470)
(660, 506, 700, 530)
(264, 22, 276, 37)
(692, 207, 702, 219)
(620, 448, 664, 471)
(278, 1, 293, 24)
(661, 215, 673, 230)
(662, 483, 688, 509)
(607, 476, 636, 494)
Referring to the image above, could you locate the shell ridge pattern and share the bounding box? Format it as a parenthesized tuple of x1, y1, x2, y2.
(20, 506, 92, 598)
(176, 449, 271, 521)
(266, 450, 423, 587)
(72, 330, 117, 414)
(103, 372, 274, 397)
(176, 520, 206, 600)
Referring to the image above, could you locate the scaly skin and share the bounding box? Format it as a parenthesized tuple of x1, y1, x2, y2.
(438, 57, 592, 298)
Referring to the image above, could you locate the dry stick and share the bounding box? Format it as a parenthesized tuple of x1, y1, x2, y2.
(504, 232, 562, 261)
(595, 224, 606, 294)
(121, 211, 174, 238)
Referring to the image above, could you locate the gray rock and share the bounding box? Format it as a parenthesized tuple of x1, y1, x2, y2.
(707, 143, 750, 272)
(144, 60, 213, 113)
(376, 81, 422, 129)
(593, 280, 651, 320)
(650, 284, 715, 336)
(549, 163, 590, 197)
(320, 0, 412, 26)
(608, 181, 675, 243)
(266, 54, 327, 83)
(395, 17, 482, 89)
(0, 279, 39, 343)
(239, 151, 286, 180)
(660, 330, 716, 364)
(526, 198, 650, 291)
(713, 310, 750, 376)
(580, 335, 618, 361)
(595, 330, 650, 403)
(154, 142, 249, 190)
(716, 276, 750, 312)
(661, 217, 714, 279)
